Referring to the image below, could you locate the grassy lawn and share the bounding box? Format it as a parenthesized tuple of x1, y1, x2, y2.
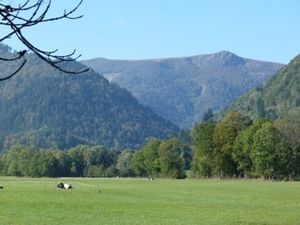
(1, 177, 300, 225)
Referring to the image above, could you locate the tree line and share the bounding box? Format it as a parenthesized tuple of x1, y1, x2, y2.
(1, 111, 300, 180)
(0, 139, 189, 178)
(192, 112, 300, 180)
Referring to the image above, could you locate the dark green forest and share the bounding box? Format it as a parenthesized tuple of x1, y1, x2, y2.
(0, 44, 178, 150)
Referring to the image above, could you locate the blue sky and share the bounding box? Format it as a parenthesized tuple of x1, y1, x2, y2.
(3, 0, 300, 64)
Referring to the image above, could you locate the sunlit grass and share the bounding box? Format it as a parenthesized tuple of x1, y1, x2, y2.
(1, 177, 300, 225)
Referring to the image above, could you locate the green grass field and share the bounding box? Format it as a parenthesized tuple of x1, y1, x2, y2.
(1, 177, 300, 225)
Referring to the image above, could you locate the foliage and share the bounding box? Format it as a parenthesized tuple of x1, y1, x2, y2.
(133, 138, 186, 179)
(140, 139, 161, 177)
(229, 54, 300, 121)
(0, 45, 178, 151)
(232, 119, 266, 177)
(212, 112, 251, 177)
(132, 150, 146, 176)
(274, 117, 300, 147)
(1, 145, 118, 177)
(191, 123, 215, 177)
(251, 121, 293, 180)
(0, 138, 188, 179)
(116, 150, 135, 177)
(191, 111, 300, 180)
(202, 108, 214, 122)
(215, 54, 300, 180)
(159, 139, 186, 179)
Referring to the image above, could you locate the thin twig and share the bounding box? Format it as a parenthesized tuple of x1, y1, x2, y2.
(0, 0, 88, 80)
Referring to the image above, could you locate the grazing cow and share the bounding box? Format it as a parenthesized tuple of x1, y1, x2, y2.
(57, 183, 72, 190)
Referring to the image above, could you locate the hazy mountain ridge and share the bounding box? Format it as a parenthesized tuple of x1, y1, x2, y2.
(82, 51, 284, 128)
(0, 45, 178, 151)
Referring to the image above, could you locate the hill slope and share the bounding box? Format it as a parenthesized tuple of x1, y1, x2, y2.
(0, 45, 178, 151)
(228, 55, 300, 120)
(82, 51, 283, 128)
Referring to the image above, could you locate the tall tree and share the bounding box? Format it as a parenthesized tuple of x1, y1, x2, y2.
(274, 117, 300, 148)
(191, 123, 215, 177)
(251, 121, 293, 179)
(232, 119, 266, 177)
(67, 145, 87, 176)
(53, 150, 71, 177)
(141, 139, 161, 177)
(213, 112, 251, 178)
(202, 108, 214, 123)
(133, 150, 146, 176)
(159, 139, 186, 179)
(116, 150, 135, 177)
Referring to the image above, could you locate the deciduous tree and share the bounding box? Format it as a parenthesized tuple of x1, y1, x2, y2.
(213, 112, 251, 178)
(191, 123, 215, 177)
(159, 139, 186, 179)
(116, 150, 135, 177)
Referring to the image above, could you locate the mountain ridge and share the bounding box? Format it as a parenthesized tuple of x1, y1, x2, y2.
(82, 51, 284, 128)
(84, 51, 282, 64)
(0, 44, 179, 151)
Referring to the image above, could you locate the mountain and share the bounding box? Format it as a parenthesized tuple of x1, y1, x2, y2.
(82, 51, 284, 128)
(227, 54, 300, 120)
(0, 45, 178, 151)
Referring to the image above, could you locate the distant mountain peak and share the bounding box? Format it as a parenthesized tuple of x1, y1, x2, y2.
(214, 50, 237, 57)
(209, 50, 245, 66)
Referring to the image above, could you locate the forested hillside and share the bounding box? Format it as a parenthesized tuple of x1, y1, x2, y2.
(83, 51, 283, 127)
(229, 54, 300, 120)
(0, 45, 178, 151)
(191, 54, 300, 180)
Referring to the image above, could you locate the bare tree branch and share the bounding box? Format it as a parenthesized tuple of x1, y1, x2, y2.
(0, 59, 27, 81)
(0, 0, 88, 81)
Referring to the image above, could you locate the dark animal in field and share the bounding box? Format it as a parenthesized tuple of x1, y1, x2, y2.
(0, 186, 3, 189)
(57, 183, 72, 189)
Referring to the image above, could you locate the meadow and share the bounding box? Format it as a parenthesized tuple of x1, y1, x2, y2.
(1, 177, 300, 225)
